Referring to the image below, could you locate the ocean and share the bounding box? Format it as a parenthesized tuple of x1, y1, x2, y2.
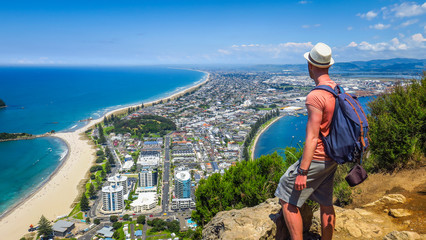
(0, 66, 205, 215)
(253, 96, 374, 159)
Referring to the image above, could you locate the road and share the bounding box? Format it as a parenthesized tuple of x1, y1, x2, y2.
(162, 135, 171, 213)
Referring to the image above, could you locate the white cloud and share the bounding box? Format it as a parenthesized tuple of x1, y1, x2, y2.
(298, 1, 310, 4)
(302, 24, 320, 29)
(400, 19, 419, 27)
(392, 2, 426, 18)
(357, 10, 378, 20)
(348, 42, 358, 47)
(370, 23, 391, 30)
(411, 33, 426, 42)
(218, 49, 231, 55)
(347, 26, 353, 31)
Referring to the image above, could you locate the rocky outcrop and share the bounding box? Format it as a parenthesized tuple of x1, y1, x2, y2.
(363, 194, 406, 207)
(203, 193, 424, 240)
(383, 231, 422, 240)
(202, 198, 312, 240)
(0, 98, 5, 108)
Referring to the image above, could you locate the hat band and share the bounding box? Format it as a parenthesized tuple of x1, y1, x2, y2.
(308, 54, 330, 66)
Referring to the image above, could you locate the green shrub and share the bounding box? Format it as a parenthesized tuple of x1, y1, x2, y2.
(367, 76, 425, 171)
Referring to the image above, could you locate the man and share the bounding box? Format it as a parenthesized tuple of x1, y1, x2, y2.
(275, 42, 338, 240)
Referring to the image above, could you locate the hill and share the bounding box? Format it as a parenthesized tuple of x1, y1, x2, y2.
(0, 98, 5, 108)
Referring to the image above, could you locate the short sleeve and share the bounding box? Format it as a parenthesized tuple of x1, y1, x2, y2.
(306, 91, 326, 111)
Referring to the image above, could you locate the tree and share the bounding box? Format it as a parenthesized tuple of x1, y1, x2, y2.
(123, 214, 130, 221)
(367, 77, 426, 171)
(137, 215, 146, 224)
(38, 215, 53, 239)
(113, 230, 120, 239)
(110, 215, 118, 222)
(88, 183, 96, 199)
(105, 161, 112, 173)
(86, 217, 91, 224)
(112, 221, 123, 230)
(0, 98, 5, 107)
(80, 193, 90, 211)
(94, 218, 101, 225)
(167, 220, 180, 233)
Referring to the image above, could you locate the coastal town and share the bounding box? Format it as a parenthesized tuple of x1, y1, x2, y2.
(9, 69, 402, 240)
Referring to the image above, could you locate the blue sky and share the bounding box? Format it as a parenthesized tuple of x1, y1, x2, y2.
(0, 0, 425, 65)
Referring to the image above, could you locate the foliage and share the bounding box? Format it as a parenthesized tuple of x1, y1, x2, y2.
(105, 161, 112, 173)
(80, 193, 90, 211)
(137, 215, 146, 224)
(85, 217, 91, 224)
(113, 115, 176, 136)
(147, 218, 180, 233)
(242, 109, 280, 160)
(90, 165, 103, 173)
(95, 156, 104, 163)
(123, 214, 130, 221)
(112, 221, 123, 230)
(0, 132, 32, 140)
(96, 150, 104, 156)
(367, 77, 426, 171)
(94, 218, 100, 225)
(110, 215, 118, 222)
(191, 152, 285, 226)
(37, 215, 53, 239)
(88, 183, 96, 199)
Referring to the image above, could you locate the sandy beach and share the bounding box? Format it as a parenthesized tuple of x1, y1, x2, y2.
(250, 115, 283, 160)
(0, 72, 209, 239)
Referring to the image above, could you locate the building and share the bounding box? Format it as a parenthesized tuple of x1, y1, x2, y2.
(97, 226, 114, 238)
(130, 192, 157, 212)
(52, 220, 75, 237)
(139, 167, 158, 187)
(174, 168, 191, 199)
(171, 198, 195, 210)
(102, 185, 124, 212)
(108, 174, 128, 195)
(137, 150, 160, 167)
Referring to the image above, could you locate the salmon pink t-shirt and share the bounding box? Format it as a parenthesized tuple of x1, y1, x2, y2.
(305, 80, 337, 161)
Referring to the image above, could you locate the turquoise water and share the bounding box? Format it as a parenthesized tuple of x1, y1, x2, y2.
(0, 137, 67, 215)
(254, 96, 374, 159)
(0, 66, 205, 215)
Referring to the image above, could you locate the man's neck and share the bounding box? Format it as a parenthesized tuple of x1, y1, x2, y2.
(314, 73, 331, 86)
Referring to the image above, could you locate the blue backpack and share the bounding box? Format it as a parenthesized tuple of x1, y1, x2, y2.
(312, 85, 369, 164)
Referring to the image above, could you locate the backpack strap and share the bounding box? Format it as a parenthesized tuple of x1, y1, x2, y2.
(311, 84, 344, 97)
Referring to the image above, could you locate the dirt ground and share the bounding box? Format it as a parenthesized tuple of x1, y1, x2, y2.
(348, 164, 426, 234)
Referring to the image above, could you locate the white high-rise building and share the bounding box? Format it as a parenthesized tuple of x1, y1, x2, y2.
(139, 168, 158, 187)
(108, 174, 128, 195)
(174, 168, 191, 199)
(102, 185, 124, 212)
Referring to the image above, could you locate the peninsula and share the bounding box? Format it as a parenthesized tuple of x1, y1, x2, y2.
(0, 98, 5, 108)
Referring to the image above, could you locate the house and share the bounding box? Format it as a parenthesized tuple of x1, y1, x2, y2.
(52, 220, 75, 237)
(97, 226, 114, 238)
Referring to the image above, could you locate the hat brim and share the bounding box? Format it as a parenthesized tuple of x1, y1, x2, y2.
(304, 52, 334, 68)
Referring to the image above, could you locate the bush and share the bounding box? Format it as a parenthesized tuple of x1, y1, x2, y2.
(90, 165, 103, 173)
(110, 215, 118, 222)
(367, 77, 425, 171)
(96, 150, 104, 156)
(112, 221, 122, 230)
(137, 215, 146, 224)
(123, 214, 130, 221)
(96, 157, 105, 163)
(94, 218, 100, 225)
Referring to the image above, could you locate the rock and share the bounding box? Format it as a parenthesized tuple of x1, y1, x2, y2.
(202, 198, 313, 240)
(388, 209, 411, 218)
(382, 231, 421, 240)
(363, 194, 406, 207)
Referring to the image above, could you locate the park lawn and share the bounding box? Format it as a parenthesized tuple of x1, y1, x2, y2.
(68, 203, 81, 217)
(146, 229, 172, 236)
(73, 212, 84, 220)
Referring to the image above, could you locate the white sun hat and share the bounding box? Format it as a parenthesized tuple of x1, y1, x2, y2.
(304, 42, 334, 68)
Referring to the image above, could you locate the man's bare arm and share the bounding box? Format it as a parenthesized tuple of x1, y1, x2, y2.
(294, 104, 323, 191)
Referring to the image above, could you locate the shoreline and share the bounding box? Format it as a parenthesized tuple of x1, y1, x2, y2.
(0, 71, 210, 239)
(250, 114, 284, 160)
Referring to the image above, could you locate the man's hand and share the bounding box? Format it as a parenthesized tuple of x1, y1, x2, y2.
(295, 174, 307, 191)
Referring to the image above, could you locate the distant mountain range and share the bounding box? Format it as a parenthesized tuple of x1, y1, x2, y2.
(197, 58, 426, 73)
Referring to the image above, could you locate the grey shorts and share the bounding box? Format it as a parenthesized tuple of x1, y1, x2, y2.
(275, 159, 338, 208)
